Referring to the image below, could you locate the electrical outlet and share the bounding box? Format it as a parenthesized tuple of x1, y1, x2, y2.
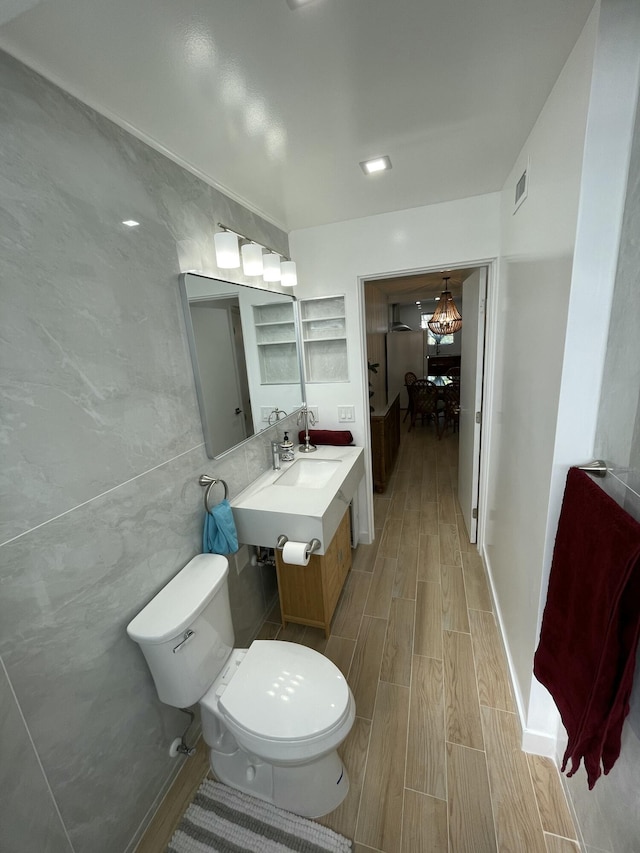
(337, 405, 355, 423)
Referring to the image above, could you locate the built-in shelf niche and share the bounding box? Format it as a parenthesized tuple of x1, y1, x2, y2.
(253, 301, 300, 385)
(301, 295, 348, 383)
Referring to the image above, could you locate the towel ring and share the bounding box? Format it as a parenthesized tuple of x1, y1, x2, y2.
(198, 475, 229, 513)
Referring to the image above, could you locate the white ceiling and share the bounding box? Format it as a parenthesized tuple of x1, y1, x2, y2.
(0, 0, 594, 232)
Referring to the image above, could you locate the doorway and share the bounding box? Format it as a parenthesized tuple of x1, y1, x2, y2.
(363, 263, 490, 543)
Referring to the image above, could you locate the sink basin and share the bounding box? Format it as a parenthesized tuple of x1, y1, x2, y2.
(275, 458, 342, 488)
(231, 445, 364, 555)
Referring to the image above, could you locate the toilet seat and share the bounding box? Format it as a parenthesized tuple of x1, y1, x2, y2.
(200, 641, 355, 765)
(219, 641, 351, 742)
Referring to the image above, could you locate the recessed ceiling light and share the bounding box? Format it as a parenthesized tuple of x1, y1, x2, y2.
(360, 155, 392, 175)
(122, 219, 140, 228)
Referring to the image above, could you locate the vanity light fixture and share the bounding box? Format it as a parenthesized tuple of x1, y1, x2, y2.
(241, 242, 264, 276)
(280, 260, 298, 287)
(213, 228, 240, 269)
(122, 219, 140, 227)
(214, 222, 296, 284)
(263, 252, 282, 282)
(360, 155, 392, 175)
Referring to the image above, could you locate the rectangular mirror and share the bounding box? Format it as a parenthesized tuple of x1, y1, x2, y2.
(180, 273, 304, 459)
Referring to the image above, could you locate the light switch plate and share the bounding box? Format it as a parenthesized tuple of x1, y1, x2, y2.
(337, 405, 355, 423)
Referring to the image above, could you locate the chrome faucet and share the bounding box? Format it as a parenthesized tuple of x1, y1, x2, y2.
(271, 440, 281, 470)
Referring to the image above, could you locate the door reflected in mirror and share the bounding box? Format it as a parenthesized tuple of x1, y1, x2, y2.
(180, 273, 304, 458)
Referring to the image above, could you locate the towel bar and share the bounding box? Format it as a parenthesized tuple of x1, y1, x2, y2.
(576, 460, 607, 478)
(199, 475, 229, 513)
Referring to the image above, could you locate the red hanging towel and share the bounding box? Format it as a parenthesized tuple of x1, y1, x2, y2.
(297, 429, 354, 446)
(533, 467, 640, 789)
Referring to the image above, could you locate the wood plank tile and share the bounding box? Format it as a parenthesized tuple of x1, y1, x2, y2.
(418, 534, 440, 583)
(527, 754, 578, 840)
(374, 497, 391, 530)
(352, 541, 380, 574)
(356, 682, 410, 852)
(324, 635, 356, 678)
(348, 615, 388, 719)
(299, 625, 328, 654)
(278, 622, 308, 643)
(388, 488, 408, 519)
(446, 742, 497, 853)
(365, 556, 396, 619)
(379, 519, 402, 558)
(468, 609, 514, 712)
(332, 570, 372, 639)
(441, 564, 470, 633)
(544, 834, 581, 853)
(380, 598, 415, 686)
(443, 630, 484, 750)
(461, 549, 492, 611)
(481, 706, 547, 853)
(401, 789, 448, 853)
(254, 621, 280, 640)
(319, 716, 371, 840)
(406, 655, 446, 800)
(393, 527, 419, 600)
(420, 501, 439, 535)
(438, 488, 457, 524)
(439, 522, 461, 566)
(414, 582, 443, 660)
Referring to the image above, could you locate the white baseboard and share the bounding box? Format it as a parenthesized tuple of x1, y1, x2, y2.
(480, 545, 558, 757)
(521, 728, 557, 757)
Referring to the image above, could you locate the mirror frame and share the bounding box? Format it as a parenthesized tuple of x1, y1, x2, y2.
(179, 272, 306, 459)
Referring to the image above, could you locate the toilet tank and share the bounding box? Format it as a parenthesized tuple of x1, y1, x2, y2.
(127, 554, 235, 708)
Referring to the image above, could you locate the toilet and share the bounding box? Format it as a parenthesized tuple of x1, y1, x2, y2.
(126, 553, 355, 818)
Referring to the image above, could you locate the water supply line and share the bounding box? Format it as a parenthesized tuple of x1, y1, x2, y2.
(169, 708, 197, 758)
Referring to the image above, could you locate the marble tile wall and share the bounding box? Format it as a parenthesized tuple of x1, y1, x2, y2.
(0, 50, 292, 853)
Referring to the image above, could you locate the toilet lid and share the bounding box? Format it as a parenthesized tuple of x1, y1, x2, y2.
(219, 641, 350, 742)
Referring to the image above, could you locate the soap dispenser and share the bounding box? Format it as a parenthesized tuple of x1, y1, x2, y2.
(279, 432, 295, 462)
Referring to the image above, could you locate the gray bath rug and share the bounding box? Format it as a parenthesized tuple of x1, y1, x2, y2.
(167, 779, 352, 853)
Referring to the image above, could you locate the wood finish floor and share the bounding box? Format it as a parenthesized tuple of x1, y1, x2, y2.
(137, 421, 579, 853)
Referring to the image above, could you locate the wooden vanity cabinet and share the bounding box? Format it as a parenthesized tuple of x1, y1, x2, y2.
(275, 509, 352, 638)
(370, 392, 400, 493)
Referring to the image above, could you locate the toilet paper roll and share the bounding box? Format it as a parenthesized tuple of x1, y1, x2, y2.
(282, 540, 311, 566)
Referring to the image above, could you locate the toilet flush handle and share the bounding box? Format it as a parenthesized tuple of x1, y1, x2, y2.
(172, 629, 195, 654)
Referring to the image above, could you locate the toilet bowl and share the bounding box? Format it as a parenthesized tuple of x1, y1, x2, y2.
(127, 554, 355, 817)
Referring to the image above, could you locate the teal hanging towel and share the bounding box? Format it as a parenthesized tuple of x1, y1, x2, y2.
(203, 499, 239, 555)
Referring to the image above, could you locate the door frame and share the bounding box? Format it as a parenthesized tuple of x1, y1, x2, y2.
(358, 257, 498, 552)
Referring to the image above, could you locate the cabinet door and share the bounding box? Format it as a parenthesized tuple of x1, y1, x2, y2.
(323, 510, 352, 619)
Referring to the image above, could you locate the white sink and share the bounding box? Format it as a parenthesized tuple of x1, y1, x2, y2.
(275, 458, 342, 488)
(231, 445, 364, 555)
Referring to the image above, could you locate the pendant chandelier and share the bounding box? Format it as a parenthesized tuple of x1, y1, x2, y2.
(427, 276, 462, 336)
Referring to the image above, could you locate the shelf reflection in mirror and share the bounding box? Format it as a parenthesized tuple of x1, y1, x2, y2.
(180, 273, 304, 459)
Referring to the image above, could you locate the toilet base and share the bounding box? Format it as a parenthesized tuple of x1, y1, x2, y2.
(209, 746, 349, 818)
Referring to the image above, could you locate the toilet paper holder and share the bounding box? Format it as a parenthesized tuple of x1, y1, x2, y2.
(276, 535, 321, 559)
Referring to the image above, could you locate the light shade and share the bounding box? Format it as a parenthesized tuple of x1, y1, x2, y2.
(263, 252, 281, 282)
(241, 242, 264, 276)
(214, 230, 240, 268)
(280, 260, 298, 287)
(427, 282, 462, 336)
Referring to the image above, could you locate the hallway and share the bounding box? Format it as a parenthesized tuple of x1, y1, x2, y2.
(258, 420, 580, 852)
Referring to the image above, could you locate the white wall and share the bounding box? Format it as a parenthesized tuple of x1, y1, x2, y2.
(482, 5, 599, 751)
(289, 193, 501, 539)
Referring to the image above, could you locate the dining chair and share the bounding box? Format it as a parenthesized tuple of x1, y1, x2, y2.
(440, 382, 460, 437)
(403, 371, 418, 423)
(407, 379, 440, 433)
